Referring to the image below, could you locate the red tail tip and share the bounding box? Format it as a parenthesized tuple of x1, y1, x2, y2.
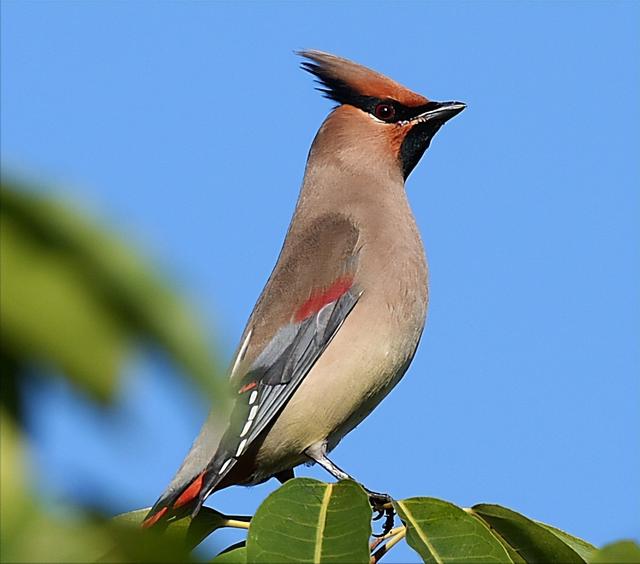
(173, 472, 205, 510)
(142, 506, 168, 528)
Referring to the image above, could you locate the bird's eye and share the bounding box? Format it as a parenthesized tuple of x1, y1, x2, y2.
(374, 103, 396, 122)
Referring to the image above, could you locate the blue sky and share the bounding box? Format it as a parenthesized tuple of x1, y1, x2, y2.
(2, 1, 638, 561)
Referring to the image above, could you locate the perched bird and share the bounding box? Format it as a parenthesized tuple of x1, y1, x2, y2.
(143, 50, 464, 528)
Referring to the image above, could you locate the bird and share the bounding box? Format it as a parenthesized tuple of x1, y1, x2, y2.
(142, 49, 464, 529)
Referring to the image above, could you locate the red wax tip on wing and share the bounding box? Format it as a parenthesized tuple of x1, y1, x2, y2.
(295, 276, 354, 322)
(142, 506, 168, 528)
(238, 381, 257, 394)
(173, 472, 205, 509)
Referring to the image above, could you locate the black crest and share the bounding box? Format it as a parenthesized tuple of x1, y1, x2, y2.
(299, 59, 362, 106)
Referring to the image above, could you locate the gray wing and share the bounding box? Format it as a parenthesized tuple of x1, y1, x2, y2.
(143, 213, 362, 525)
(210, 286, 362, 480)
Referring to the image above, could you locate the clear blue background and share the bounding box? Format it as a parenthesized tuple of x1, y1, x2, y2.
(2, 1, 638, 561)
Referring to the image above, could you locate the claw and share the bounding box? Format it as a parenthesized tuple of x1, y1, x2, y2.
(368, 491, 396, 537)
(382, 507, 395, 536)
(368, 490, 392, 506)
(372, 507, 396, 537)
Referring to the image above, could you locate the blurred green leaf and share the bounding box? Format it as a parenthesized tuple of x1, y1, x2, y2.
(470, 504, 585, 563)
(211, 543, 247, 563)
(1, 346, 22, 421)
(0, 409, 34, 559)
(0, 180, 224, 406)
(13, 515, 195, 563)
(98, 520, 198, 563)
(4, 514, 117, 564)
(247, 478, 371, 563)
(589, 540, 640, 563)
(394, 497, 513, 563)
(1, 409, 194, 563)
(1, 213, 128, 401)
(114, 505, 230, 551)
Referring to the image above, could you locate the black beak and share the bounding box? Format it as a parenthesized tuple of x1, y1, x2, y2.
(400, 100, 465, 179)
(415, 101, 466, 124)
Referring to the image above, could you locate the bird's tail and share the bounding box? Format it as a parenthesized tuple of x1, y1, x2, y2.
(141, 411, 231, 528)
(142, 469, 210, 528)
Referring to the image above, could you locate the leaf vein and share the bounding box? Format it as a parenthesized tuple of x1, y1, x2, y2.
(398, 501, 445, 564)
(314, 484, 333, 563)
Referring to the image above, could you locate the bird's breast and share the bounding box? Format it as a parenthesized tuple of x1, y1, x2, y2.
(252, 219, 428, 476)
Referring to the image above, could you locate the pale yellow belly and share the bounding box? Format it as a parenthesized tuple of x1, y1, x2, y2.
(252, 294, 424, 479)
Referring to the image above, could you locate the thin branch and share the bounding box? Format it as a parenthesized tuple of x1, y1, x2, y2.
(370, 527, 405, 551)
(222, 518, 251, 529)
(371, 527, 407, 563)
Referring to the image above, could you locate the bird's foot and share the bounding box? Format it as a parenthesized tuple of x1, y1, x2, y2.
(367, 490, 395, 537)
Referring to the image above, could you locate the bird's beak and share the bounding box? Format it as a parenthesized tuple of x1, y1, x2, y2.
(411, 101, 466, 125)
(398, 100, 465, 178)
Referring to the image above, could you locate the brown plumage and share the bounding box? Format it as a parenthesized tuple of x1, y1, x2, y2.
(143, 49, 464, 528)
(300, 49, 429, 107)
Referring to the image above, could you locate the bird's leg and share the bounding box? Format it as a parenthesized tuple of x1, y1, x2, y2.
(307, 448, 353, 481)
(304, 444, 396, 536)
(306, 450, 391, 509)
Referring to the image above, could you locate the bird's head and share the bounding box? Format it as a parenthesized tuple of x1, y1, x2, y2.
(300, 50, 465, 180)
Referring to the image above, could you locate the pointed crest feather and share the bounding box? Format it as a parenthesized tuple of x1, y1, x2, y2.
(298, 49, 428, 107)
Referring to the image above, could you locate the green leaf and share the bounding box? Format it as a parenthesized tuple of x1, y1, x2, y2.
(0, 410, 35, 559)
(114, 506, 229, 550)
(0, 180, 224, 403)
(1, 498, 194, 563)
(212, 544, 247, 563)
(470, 504, 585, 563)
(394, 497, 514, 563)
(589, 540, 640, 563)
(3, 514, 119, 564)
(98, 521, 196, 563)
(247, 478, 371, 563)
(537, 522, 596, 561)
(1, 213, 127, 401)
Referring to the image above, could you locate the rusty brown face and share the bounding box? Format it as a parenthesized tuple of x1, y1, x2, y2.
(300, 50, 465, 178)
